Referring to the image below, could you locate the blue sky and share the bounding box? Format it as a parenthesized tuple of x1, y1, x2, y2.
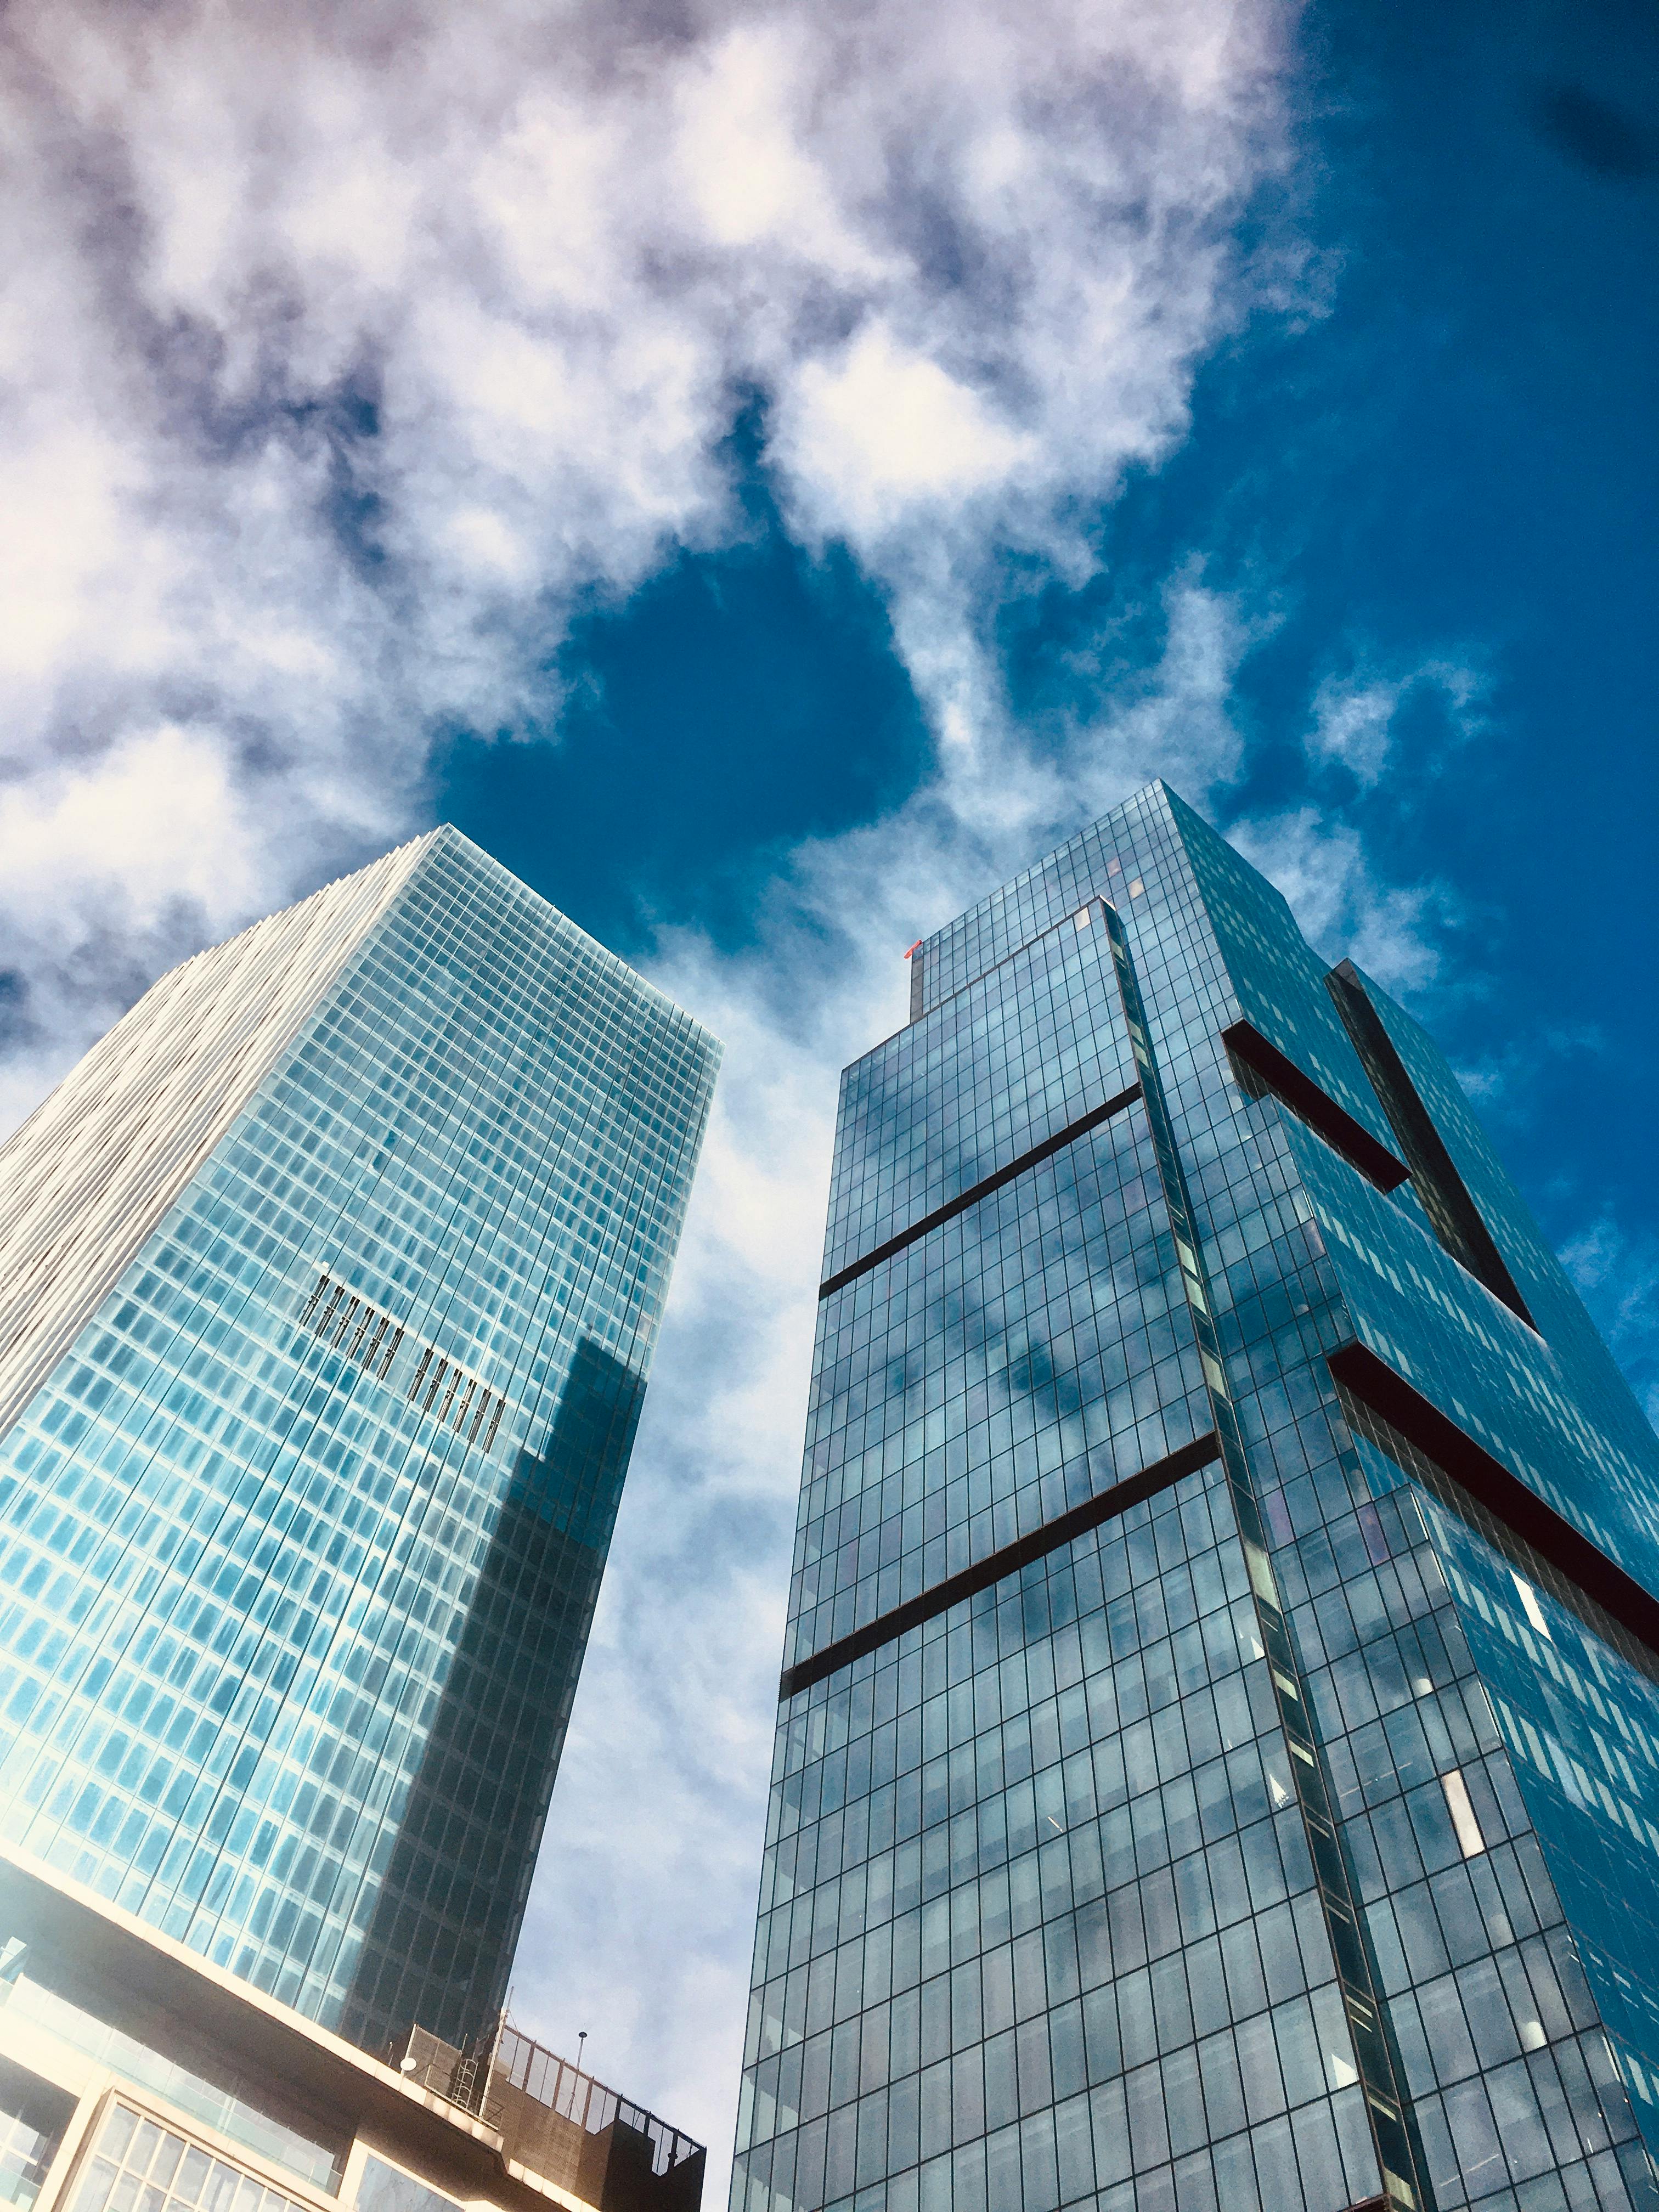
(0, 0, 1655, 2196)
(438, 0, 1659, 1378)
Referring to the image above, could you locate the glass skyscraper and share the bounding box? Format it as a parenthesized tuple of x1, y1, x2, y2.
(732, 782, 1659, 2212)
(0, 826, 718, 2057)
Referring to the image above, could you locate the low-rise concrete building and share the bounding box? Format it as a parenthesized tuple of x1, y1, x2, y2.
(0, 1846, 703, 2212)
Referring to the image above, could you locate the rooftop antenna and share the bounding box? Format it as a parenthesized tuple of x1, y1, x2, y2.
(577, 2030, 588, 2073)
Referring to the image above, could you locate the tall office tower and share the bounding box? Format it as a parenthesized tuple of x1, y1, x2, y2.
(0, 826, 718, 2057)
(732, 782, 1659, 2212)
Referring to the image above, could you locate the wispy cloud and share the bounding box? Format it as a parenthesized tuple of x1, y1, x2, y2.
(0, 0, 1396, 2193)
(1304, 656, 1485, 789)
(1562, 1215, 1659, 1428)
(0, 0, 1290, 980)
(1453, 1023, 1607, 1115)
(1229, 804, 1454, 992)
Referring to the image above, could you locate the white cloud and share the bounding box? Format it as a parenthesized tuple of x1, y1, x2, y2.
(0, 0, 1293, 1013)
(0, 0, 1319, 2192)
(1562, 1215, 1659, 1428)
(0, 425, 133, 685)
(1306, 657, 1484, 788)
(673, 23, 884, 271)
(1070, 569, 1260, 806)
(1307, 676, 1399, 786)
(778, 322, 1035, 541)
(1231, 804, 1451, 992)
(0, 724, 261, 923)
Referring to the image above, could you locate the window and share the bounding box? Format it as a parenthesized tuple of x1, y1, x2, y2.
(69, 2106, 310, 2212)
(1513, 1576, 1551, 1640)
(355, 2157, 464, 2212)
(1439, 1769, 1486, 1859)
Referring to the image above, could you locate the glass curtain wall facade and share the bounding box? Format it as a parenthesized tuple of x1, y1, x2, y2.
(732, 782, 1659, 2212)
(0, 826, 718, 2056)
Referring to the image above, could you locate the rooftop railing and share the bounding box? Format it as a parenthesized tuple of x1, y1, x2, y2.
(394, 2019, 704, 2211)
(494, 2025, 703, 2180)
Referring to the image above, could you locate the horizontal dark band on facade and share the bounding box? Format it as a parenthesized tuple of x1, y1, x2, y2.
(1328, 1340, 1659, 1662)
(777, 1430, 1222, 1701)
(819, 1082, 1143, 1301)
(1223, 1020, 1409, 1194)
(1336, 1376, 1659, 1697)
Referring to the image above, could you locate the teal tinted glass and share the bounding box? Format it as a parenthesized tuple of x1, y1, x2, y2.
(0, 829, 718, 2052)
(738, 783, 1659, 2212)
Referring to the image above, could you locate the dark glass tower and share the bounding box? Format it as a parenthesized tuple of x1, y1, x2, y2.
(732, 783, 1659, 2212)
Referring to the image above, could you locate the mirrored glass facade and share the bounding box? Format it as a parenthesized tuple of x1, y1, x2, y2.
(734, 782, 1659, 2212)
(0, 827, 718, 2055)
